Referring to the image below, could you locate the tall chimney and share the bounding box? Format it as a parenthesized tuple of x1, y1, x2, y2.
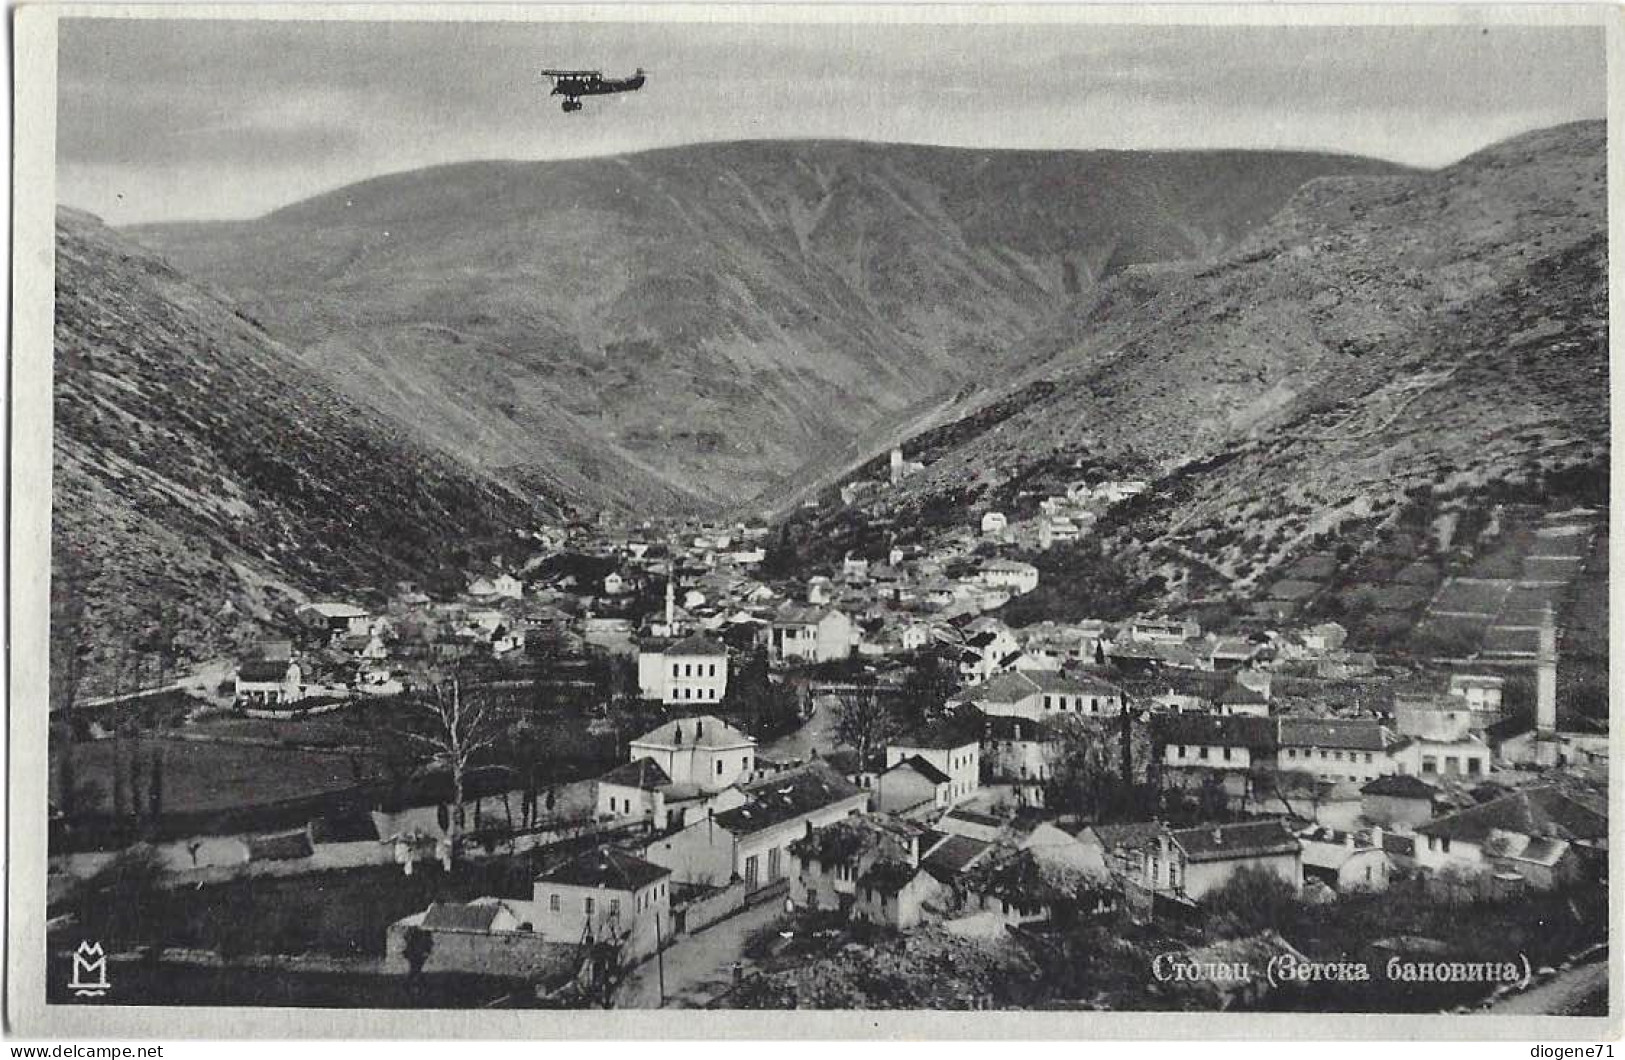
(1537, 603, 1558, 736)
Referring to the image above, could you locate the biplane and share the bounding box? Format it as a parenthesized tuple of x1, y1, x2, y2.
(541, 68, 647, 112)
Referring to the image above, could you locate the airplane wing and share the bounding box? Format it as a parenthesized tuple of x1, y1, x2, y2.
(540, 69, 601, 78)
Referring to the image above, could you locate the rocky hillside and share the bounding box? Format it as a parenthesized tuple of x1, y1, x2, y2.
(127, 141, 1406, 512)
(801, 121, 1608, 630)
(52, 209, 555, 699)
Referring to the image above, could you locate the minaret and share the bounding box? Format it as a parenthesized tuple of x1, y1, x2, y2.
(665, 571, 676, 630)
(1534, 603, 1559, 767)
(890, 446, 904, 485)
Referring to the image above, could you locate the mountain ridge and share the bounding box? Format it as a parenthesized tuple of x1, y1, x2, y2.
(782, 120, 1607, 629)
(125, 138, 1412, 513)
(52, 208, 553, 698)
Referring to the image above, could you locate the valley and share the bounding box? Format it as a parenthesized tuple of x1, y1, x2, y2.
(126, 140, 1409, 513)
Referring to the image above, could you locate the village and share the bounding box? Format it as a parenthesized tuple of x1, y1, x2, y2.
(45, 455, 1610, 1012)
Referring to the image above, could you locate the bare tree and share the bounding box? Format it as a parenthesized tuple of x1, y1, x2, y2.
(399, 677, 502, 861)
(832, 688, 897, 769)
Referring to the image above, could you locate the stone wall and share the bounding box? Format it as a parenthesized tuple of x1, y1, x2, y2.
(383, 922, 581, 986)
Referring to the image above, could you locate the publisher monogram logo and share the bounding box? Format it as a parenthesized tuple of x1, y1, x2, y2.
(69, 940, 110, 997)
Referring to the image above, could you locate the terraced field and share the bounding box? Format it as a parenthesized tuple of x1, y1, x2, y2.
(1413, 508, 1602, 662)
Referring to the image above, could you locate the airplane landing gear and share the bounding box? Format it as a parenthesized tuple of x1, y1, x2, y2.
(562, 99, 583, 113)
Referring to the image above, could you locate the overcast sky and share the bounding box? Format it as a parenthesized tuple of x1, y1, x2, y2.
(58, 17, 1606, 225)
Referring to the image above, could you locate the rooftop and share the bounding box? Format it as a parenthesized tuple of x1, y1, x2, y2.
(664, 633, 729, 657)
(889, 754, 952, 785)
(421, 900, 509, 932)
(788, 812, 924, 864)
(630, 715, 755, 751)
(237, 659, 294, 683)
(714, 762, 864, 837)
(1277, 718, 1395, 752)
(1360, 774, 1439, 799)
(600, 757, 674, 791)
(1170, 820, 1301, 863)
(893, 716, 980, 751)
(536, 846, 670, 892)
(1153, 713, 1278, 750)
(921, 834, 993, 880)
(1415, 786, 1608, 845)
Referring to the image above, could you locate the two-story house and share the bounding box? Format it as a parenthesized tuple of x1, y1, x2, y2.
(981, 715, 1065, 808)
(888, 718, 981, 804)
(1276, 718, 1402, 787)
(625, 715, 756, 794)
(529, 846, 672, 961)
(789, 813, 940, 929)
(636, 634, 730, 705)
(1153, 713, 1277, 777)
(767, 605, 855, 664)
(640, 762, 868, 896)
(1143, 820, 1303, 901)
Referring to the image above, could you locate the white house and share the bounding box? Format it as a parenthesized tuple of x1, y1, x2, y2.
(640, 762, 868, 895)
(528, 847, 672, 961)
(626, 715, 757, 793)
(961, 670, 1124, 722)
(887, 718, 981, 804)
(637, 634, 730, 705)
(1128, 616, 1200, 644)
(1038, 517, 1081, 550)
(1389, 733, 1493, 783)
(978, 560, 1039, 595)
(296, 601, 372, 640)
(1447, 673, 1505, 724)
(1297, 826, 1394, 893)
(1411, 786, 1605, 890)
(595, 757, 671, 823)
(1143, 820, 1303, 900)
(767, 605, 855, 664)
(1275, 719, 1401, 786)
(235, 659, 304, 706)
(980, 512, 1009, 535)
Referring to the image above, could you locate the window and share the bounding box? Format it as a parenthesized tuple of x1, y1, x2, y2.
(716, 760, 724, 775)
(1467, 757, 1482, 776)
(585, 897, 595, 915)
(1199, 747, 1209, 760)
(1422, 756, 1437, 775)
(671, 663, 679, 678)
(1222, 748, 1232, 762)
(1178, 745, 1187, 759)
(1364, 753, 1373, 764)
(549, 894, 560, 912)
(610, 898, 620, 916)
(1441, 838, 1451, 853)
(742, 756, 750, 771)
